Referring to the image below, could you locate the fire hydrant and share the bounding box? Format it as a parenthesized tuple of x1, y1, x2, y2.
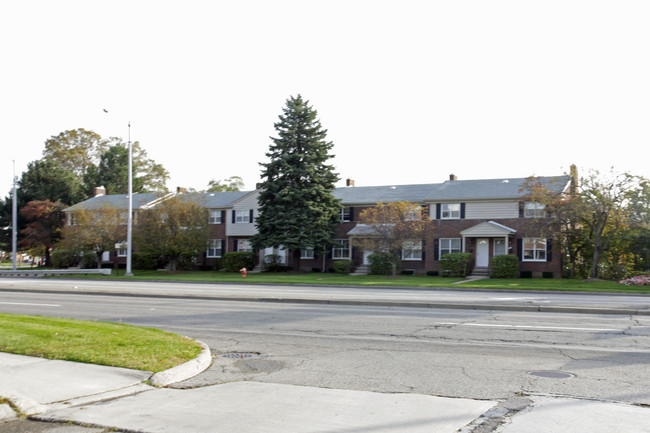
(240, 267, 247, 278)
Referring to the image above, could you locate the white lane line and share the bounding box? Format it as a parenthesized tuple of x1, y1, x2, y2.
(0, 301, 61, 307)
(440, 322, 618, 332)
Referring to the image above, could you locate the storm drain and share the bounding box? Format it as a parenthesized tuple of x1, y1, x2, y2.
(221, 352, 262, 360)
(529, 370, 575, 379)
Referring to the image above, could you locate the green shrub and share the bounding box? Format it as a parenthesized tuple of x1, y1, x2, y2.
(51, 249, 79, 268)
(222, 252, 256, 272)
(79, 253, 98, 269)
(368, 252, 400, 275)
(440, 252, 472, 277)
(333, 260, 351, 274)
(263, 254, 284, 272)
(490, 254, 519, 278)
(133, 252, 164, 270)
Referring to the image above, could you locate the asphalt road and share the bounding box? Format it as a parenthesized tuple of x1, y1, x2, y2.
(1, 283, 649, 407)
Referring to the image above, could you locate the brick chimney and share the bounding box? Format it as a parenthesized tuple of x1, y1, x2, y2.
(176, 187, 187, 194)
(346, 178, 355, 187)
(94, 186, 106, 197)
(449, 174, 458, 181)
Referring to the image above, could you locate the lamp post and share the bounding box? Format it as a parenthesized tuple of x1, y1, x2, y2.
(11, 160, 17, 271)
(126, 121, 133, 276)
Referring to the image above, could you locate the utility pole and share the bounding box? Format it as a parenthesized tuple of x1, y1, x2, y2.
(126, 121, 133, 276)
(11, 160, 17, 270)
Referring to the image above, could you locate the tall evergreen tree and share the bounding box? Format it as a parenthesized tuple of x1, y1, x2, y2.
(252, 95, 341, 267)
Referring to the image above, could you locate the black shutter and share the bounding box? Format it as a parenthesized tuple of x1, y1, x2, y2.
(249, 209, 254, 223)
(460, 203, 466, 219)
(233, 240, 238, 252)
(232, 210, 236, 223)
(221, 210, 226, 224)
(517, 238, 523, 261)
(349, 207, 354, 221)
(221, 240, 226, 255)
(433, 238, 439, 261)
(436, 204, 441, 220)
(546, 239, 552, 262)
(519, 202, 525, 218)
(421, 240, 425, 261)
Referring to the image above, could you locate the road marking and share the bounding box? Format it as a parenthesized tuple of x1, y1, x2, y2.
(440, 322, 618, 332)
(0, 301, 60, 307)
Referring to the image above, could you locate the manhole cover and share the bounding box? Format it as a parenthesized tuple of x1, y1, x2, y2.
(221, 352, 261, 360)
(529, 370, 575, 379)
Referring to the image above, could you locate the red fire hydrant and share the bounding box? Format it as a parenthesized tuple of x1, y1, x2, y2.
(240, 267, 247, 278)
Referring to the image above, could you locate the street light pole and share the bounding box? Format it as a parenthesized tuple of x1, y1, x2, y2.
(126, 121, 133, 276)
(11, 160, 17, 271)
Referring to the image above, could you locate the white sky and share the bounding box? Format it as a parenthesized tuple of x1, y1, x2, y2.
(2, 0, 649, 198)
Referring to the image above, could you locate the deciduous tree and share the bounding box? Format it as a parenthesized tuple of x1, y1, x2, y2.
(18, 200, 66, 266)
(60, 204, 126, 268)
(356, 201, 433, 276)
(206, 176, 245, 192)
(134, 195, 208, 271)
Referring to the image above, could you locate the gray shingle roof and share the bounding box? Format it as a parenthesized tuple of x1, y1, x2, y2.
(333, 176, 570, 205)
(63, 193, 167, 212)
(64, 191, 253, 212)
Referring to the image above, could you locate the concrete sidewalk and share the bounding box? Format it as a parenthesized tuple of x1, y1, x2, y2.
(2, 352, 650, 433)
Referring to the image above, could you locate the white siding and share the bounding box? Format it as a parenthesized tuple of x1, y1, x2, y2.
(465, 201, 519, 219)
(227, 191, 260, 236)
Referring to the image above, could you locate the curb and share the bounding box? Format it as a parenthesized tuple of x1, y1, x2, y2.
(150, 340, 212, 387)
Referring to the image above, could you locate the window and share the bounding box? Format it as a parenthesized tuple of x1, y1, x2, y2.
(402, 240, 423, 260)
(301, 247, 315, 259)
(209, 210, 222, 224)
(235, 210, 250, 223)
(523, 237, 546, 261)
(67, 212, 77, 226)
(207, 239, 223, 258)
(332, 239, 350, 259)
(440, 238, 461, 256)
(237, 239, 253, 252)
(116, 242, 127, 257)
(524, 202, 546, 218)
(441, 203, 461, 219)
(494, 239, 507, 256)
(341, 207, 352, 222)
(119, 212, 128, 225)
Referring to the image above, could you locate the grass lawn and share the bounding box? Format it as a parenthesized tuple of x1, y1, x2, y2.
(59, 269, 650, 294)
(0, 313, 202, 372)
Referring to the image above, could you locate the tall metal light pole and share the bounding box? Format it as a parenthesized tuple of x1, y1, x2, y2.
(11, 160, 17, 271)
(126, 121, 133, 276)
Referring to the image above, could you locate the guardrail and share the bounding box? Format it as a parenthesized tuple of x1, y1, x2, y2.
(0, 269, 112, 277)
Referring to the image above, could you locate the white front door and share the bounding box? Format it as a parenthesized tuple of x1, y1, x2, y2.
(476, 238, 489, 267)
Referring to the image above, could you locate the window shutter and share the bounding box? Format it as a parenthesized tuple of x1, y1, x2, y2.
(546, 239, 552, 262)
(232, 210, 236, 223)
(221, 240, 226, 254)
(516, 238, 523, 261)
(460, 203, 466, 219)
(221, 210, 226, 224)
(421, 205, 429, 219)
(519, 202, 525, 218)
(233, 240, 238, 252)
(249, 209, 254, 223)
(349, 207, 354, 221)
(421, 240, 425, 261)
(433, 238, 439, 261)
(436, 204, 441, 220)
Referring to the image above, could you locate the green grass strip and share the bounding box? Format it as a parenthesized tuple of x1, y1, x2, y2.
(54, 270, 650, 293)
(0, 313, 202, 372)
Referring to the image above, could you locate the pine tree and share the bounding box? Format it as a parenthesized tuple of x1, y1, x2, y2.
(252, 95, 341, 267)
